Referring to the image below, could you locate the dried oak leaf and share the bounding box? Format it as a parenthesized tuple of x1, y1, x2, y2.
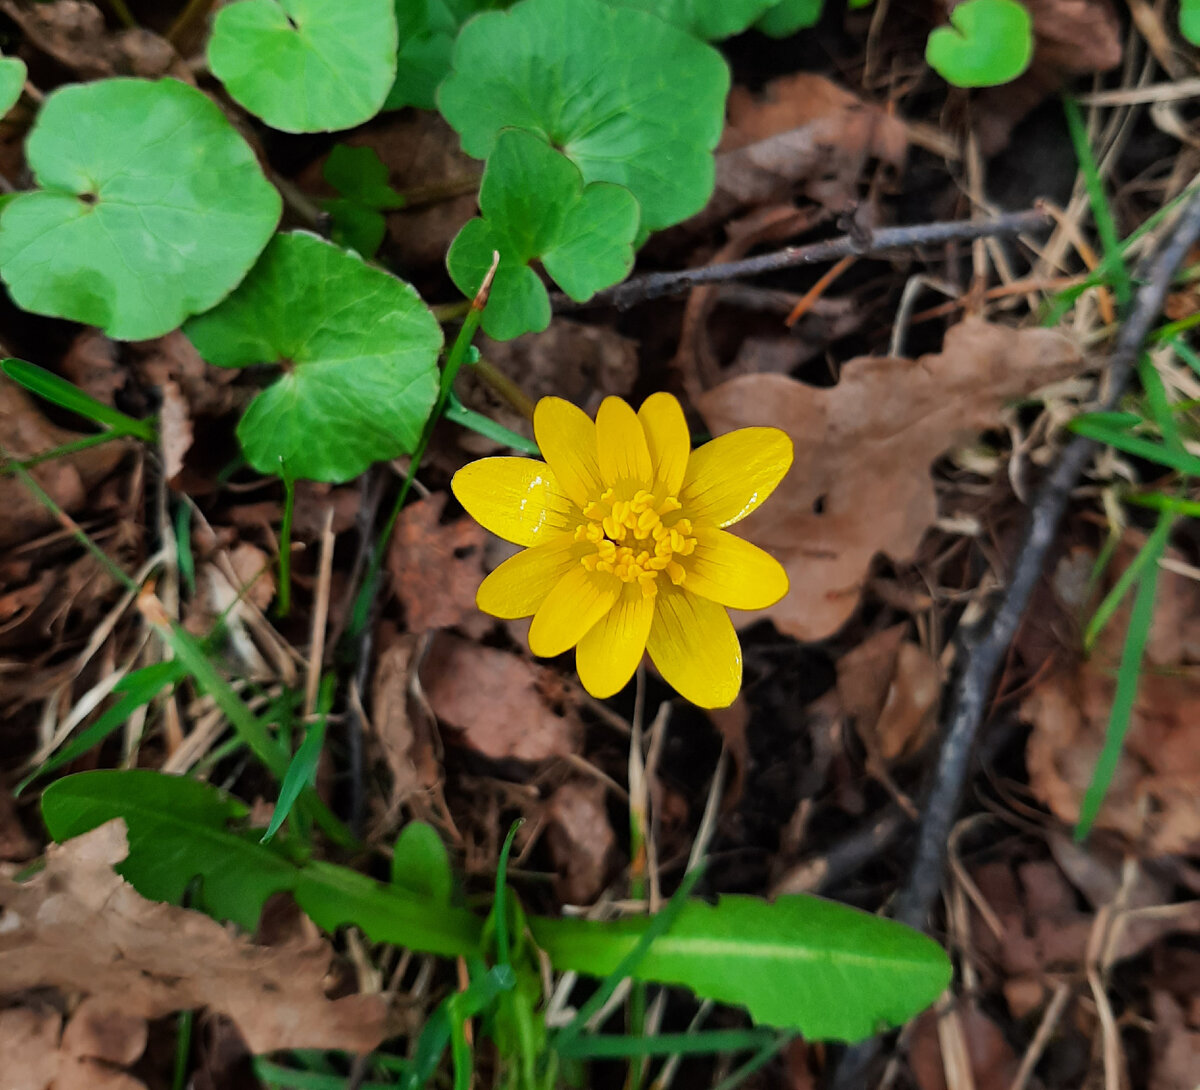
(544, 780, 615, 904)
(696, 319, 1082, 641)
(714, 73, 907, 218)
(836, 624, 941, 762)
(0, 375, 127, 549)
(387, 492, 489, 635)
(420, 633, 583, 762)
(0, 819, 390, 1055)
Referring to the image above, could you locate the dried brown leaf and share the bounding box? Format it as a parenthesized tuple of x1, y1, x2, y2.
(159, 380, 193, 484)
(372, 631, 440, 813)
(0, 820, 390, 1055)
(544, 780, 615, 904)
(59, 329, 122, 407)
(1149, 992, 1200, 1090)
(420, 633, 582, 762)
(387, 492, 488, 635)
(696, 319, 1083, 640)
(908, 1004, 1019, 1090)
(716, 73, 907, 217)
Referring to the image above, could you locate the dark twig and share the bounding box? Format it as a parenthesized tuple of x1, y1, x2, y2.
(553, 208, 1050, 311)
(831, 186, 1200, 1090)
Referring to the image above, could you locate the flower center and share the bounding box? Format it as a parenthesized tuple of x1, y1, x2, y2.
(574, 488, 696, 598)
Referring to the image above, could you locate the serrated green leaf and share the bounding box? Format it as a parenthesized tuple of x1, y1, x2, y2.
(0, 54, 26, 115)
(447, 129, 638, 339)
(0, 78, 280, 341)
(602, 0, 777, 38)
(754, 0, 823, 35)
(208, 0, 398, 132)
(385, 0, 508, 111)
(437, 0, 728, 231)
(183, 232, 442, 483)
(925, 0, 1032, 88)
(530, 894, 952, 1040)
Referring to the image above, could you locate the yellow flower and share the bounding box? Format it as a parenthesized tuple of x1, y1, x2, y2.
(451, 394, 792, 708)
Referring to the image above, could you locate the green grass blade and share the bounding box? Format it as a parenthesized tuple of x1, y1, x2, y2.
(444, 392, 540, 455)
(1062, 97, 1131, 306)
(2, 358, 157, 441)
(1124, 491, 1200, 518)
(254, 1060, 397, 1090)
(1166, 335, 1200, 377)
(15, 659, 187, 795)
(260, 675, 333, 843)
(1068, 417, 1200, 477)
(1076, 512, 1174, 841)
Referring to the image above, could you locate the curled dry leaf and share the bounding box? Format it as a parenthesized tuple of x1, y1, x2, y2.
(387, 492, 489, 635)
(371, 630, 440, 816)
(420, 633, 583, 762)
(60, 328, 122, 407)
(714, 73, 907, 218)
(0, 819, 391, 1055)
(836, 624, 941, 762)
(544, 779, 616, 904)
(697, 319, 1082, 641)
(158, 379, 193, 484)
(0, 374, 127, 549)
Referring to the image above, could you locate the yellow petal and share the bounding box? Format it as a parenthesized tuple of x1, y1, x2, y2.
(680, 427, 793, 528)
(646, 585, 741, 708)
(452, 457, 575, 547)
(476, 539, 579, 619)
(528, 564, 620, 658)
(534, 397, 602, 507)
(596, 396, 652, 489)
(638, 392, 690, 495)
(576, 584, 654, 698)
(683, 526, 789, 609)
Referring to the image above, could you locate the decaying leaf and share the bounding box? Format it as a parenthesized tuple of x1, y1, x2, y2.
(0, 783, 35, 861)
(836, 624, 941, 763)
(908, 1003, 1019, 1090)
(387, 492, 489, 635)
(420, 633, 583, 762)
(0, 819, 391, 1055)
(0, 374, 128, 549)
(544, 779, 615, 904)
(696, 319, 1083, 640)
(158, 379, 193, 484)
(371, 630, 440, 814)
(715, 73, 907, 217)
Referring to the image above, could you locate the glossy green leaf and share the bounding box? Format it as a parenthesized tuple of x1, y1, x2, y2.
(386, 0, 508, 111)
(1182, 0, 1200, 45)
(754, 0, 823, 35)
(446, 128, 638, 339)
(183, 232, 442, 483)
(530, 894, 951, 1040)
(392, 821, 454, 904)
(208, 0, 397, 132)
(603, 0, 776, 38)
(925, 0, 1032, 87)
(0, 53, 26, 115)
(437, 0, 728, 231)
(321, 144, 405, 258)
(41, 769, 297, 930)
(0, 79, 280, 341)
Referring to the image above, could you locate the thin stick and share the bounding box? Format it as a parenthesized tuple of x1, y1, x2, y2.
(553, 208, 1050, 312)
(831, 185, 1200, 1090)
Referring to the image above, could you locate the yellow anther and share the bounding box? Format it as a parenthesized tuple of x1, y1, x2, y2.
(602, 515, 625, 541)
(583, 501, 607, 521)
(657, 496, 682, 516)
(666, 560, 686, 585)
(636, 508, 660, 534)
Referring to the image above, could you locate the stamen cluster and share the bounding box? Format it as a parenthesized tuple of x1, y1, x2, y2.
(575, 487, 696, 598)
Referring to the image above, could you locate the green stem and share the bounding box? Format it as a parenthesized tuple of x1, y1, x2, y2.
(102, 0, 137, 27)
(0, 432, 127, 476)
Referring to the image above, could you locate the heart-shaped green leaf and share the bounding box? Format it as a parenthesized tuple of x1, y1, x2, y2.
(754, 0, 823, 35)
(208, 0, 397, 132)
(925, 0, 1033, 88)
(385, 0, 507, 111)
(437, 0, 728, 232)
(183, 232, 441, 483)
(321, 144, 405, 257)
(0, 53, 26, 115)
(0, 78, 280, 341)
(602, 0, 776, 39)
(447, 128, 638, 339)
